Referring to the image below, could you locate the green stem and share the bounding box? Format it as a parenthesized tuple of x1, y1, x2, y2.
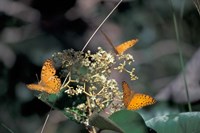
(170, 0, 192, 112)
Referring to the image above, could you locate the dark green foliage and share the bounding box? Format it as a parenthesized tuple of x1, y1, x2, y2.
(90, 110, 153, 133)
(89, 113, 124, 133)
(39, 90, 86, 110)
(109, 110, 149, 133)
(38, 90, 87, 123)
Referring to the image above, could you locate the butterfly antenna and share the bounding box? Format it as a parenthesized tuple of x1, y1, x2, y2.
(81, 0, 123, 52)
(100, 30, 118, 54)
(36, 74, 39, 82)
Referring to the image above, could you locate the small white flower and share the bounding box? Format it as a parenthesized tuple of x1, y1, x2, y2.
(65, 89, 71, 94)
(99, 74, 107, 83)
(76, 88, 83, 94)
(77, 103, 86, 110)
(91, 95, 96, 101)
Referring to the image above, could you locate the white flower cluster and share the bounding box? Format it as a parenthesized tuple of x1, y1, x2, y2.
(52, 47, 136, 125)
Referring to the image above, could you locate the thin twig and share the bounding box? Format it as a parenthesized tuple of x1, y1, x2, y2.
(40, 113, 50, 133)
(86, 92, 97, 133)
(193, 0, 200, 15)
(97, 87, 106, 95)
(40, 98, 57, 133)
(61, 70, 71, 89)
(81, 0, 123, 52)
(1, 123, 14, 133)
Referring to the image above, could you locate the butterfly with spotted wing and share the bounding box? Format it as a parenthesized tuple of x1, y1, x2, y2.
(122, 81, 156, 110)
(26, 59, 61, 94)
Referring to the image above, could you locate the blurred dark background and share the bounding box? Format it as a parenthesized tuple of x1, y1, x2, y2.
(0, 0, 200, 133)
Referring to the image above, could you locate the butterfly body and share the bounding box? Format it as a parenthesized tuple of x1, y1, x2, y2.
(27, 59, 61, 94)
(122, 81, 155, 110)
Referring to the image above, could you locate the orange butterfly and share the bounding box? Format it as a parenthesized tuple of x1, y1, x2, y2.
(100, 30, 138, 55)
(27, 59, 61, 94)
(115, 39, 138, 55)
(122, 81, 156, 110)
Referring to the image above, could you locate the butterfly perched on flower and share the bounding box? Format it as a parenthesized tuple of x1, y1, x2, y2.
(26, 59, 61, 94)
(122, 81, 156, 110)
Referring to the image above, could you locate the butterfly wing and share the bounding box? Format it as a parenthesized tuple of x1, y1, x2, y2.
(27, 59, 61, 94)
(41, 59, 56, 82)
(40, 59, 61, 94)
(122, 81, 135, 108)
(26, 84, 44, 92)
(27, 83, 60, 94)
(122, 81, 156, 110)
(115, 39, 138, 54)
(43, 76, 61, 94)
(127, 93, 156, 110)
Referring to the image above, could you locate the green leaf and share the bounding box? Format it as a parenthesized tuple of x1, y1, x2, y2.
(109, 110, 149, 133)
(89, 113, 124, 133)
(146, 112, 200, 133)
